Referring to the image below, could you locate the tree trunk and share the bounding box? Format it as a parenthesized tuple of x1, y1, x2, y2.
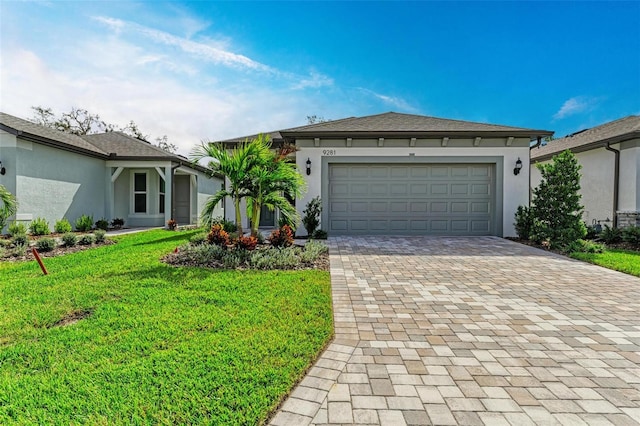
(234, 199, 243, 235)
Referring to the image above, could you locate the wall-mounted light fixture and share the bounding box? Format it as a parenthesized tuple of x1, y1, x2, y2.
(513, 157, 523, 175)
(306, 158, 311, 176)
(0, 161, 5, 176)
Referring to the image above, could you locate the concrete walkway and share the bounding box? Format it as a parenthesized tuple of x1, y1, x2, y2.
(270, 236, 640, 425)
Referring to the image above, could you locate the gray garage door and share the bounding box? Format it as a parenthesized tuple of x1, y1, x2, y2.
(328, 163, 495, 235)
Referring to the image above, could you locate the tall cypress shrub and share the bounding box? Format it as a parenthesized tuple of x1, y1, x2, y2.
(530, 150, 586, 250)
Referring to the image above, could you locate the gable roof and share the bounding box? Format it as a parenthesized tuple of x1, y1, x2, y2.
(81, 132, 177, 160)
(0, 112, 108, 157)
(280, 112, 553, 139)
(0, 111, 213, 175)
(531, 115, 640, 161)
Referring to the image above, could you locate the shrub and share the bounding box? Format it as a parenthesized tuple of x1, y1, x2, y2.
(75, 215, 94, 232)
(94, 229, 106, 243)
(566, 239, 605, 254)
(207, 224, 230, 247)
(62, 232, 78, 247)
(78, 234, 95, 246)
(529, 150, 586, 250)
(95, 218, 109, 231)
(300, 240, 328, 263)
(167, 219, 178, 230)
(312, 229, 328, 240)
(8, 221, 27, 237)
(236, 235, 258, 251)
(35, 237, 56, 252)
(12, 233, 28, 247)
(269, 225, 294, 248)
(10, 244, 27, 257)
(622, 225, 640, 248)
(302, 196, 322, 237)
(585, 224, 599, 240)
(190, 232, 207, 246)
(54, 218, 73, 234)
(250, 247, 300, 269)
(0, 185, 18, 233)
(111, 218, 125, 229)
(211, 216, 237, 233)
(514, 205, 533, 240)
(29, 217, 50, 236)
(600, 224, 622, 244)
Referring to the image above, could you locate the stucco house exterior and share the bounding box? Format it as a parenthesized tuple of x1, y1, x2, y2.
(0, 112, 222, 232)
(223, 112, 553, 237)
(531, 115, 640, 229)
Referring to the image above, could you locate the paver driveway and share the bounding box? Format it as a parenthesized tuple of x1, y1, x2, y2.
(270, 236, 640, 426)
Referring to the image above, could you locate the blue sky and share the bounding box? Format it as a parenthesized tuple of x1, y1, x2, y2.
(1, 1, 639, 155)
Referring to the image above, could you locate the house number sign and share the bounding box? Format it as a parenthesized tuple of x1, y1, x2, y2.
(322, 149, 337, 156)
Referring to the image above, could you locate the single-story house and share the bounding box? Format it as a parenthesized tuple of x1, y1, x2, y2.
(222, 112, 553, 237)
(0, 112, 223, 232)
(531, 115, 640, 228)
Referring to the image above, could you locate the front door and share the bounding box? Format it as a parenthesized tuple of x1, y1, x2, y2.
(174, 175, 190, 225)
(259, 204, 275, 227)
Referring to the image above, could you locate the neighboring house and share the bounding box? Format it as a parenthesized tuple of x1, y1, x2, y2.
(531, 115, 640, 229)
(0, 112, 222, 232)
(222, 112, 552, 237)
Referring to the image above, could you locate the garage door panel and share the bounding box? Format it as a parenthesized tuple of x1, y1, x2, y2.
(471, 184, 490, 195)
(431, 202, 448, 213)
(451, 220, 469, 231)
(431, 184, 448, 195)
(451, 184, 468, 195)
(388, 202, 407, 213)
(328, 163, 494, 235)
(431, 167, 449, 178)
(451, 202, 469, 213)
(351, 202, 368, 213)
(330, 201, 348, 213)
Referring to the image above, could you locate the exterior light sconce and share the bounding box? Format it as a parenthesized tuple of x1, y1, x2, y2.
(0, 161, 5, 176)
(513, 158, 523, 175)
(306, 158, 311, 176)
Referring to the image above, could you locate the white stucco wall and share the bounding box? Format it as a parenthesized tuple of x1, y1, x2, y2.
(619, 142, 639, 211)
(6, 135, 106, 229)
(296, 139, 530, 237)
(196, 172, 223, 225)
(531, 141, 639, 226)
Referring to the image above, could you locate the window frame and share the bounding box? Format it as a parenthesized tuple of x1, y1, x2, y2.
(131, 170, 149, 215)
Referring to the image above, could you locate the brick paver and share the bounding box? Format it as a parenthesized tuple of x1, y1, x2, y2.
(270, 236, 640, 425)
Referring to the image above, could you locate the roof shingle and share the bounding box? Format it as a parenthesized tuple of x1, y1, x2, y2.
(531, 115, 640, 160)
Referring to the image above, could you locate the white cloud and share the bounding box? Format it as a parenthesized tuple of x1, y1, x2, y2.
(93, 16, 272, 72)
(553, 96, 600, 120)
(357, 88, 417, 112)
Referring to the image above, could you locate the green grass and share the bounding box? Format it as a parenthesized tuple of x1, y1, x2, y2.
(571, 249, 640, 277)
(0, 229, 332, 425)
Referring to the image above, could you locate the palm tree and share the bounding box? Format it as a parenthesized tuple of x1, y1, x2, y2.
(0, 184, 18, 232)
(190, 138, 267, 234)
(245, 140, 306, 237)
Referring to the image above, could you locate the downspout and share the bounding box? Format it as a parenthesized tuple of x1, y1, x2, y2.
(605, 142, 620, 228)
(528, 136, 542, 204)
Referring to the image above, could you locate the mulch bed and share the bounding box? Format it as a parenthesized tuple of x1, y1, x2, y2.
(162, 244, 330, 271)
(1, 236, 115, 262)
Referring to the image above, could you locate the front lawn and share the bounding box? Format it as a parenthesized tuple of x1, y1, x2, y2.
(0, 229, 333, 424)
(571, 249, 640, 277)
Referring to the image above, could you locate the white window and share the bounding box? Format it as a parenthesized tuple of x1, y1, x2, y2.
(132, 172, 148, 214)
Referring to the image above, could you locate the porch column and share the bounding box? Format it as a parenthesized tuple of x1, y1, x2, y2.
(164, 165, 173, 227)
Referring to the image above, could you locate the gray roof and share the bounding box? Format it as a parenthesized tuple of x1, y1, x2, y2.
(280, 112, 553, 138)
(218, 112, 552, 145)
(0, 112, 108, 156)
(82, 132, 176, 159)
(531, 115, 640, 161)
(0, 111, 212, 174)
